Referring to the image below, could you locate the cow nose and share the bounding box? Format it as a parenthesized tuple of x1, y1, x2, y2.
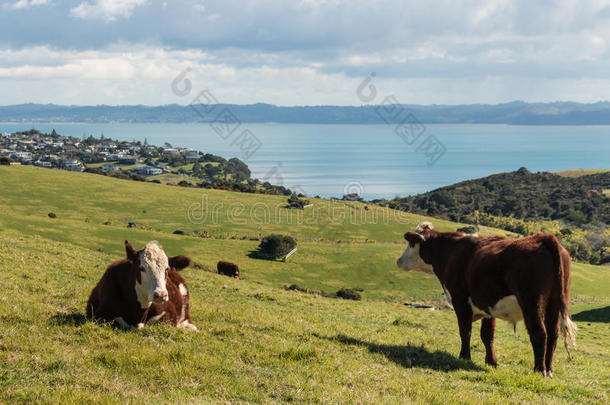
(153, 290, 168, 302)
(396, 258, 402, 268)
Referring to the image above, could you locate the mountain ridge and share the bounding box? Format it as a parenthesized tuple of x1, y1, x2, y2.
(4, 101, 610, 124)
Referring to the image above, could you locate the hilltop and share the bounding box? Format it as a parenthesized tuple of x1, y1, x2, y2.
(0, 166, 609, 403)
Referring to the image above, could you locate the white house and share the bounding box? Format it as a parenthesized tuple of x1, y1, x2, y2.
(133, 165, 163, 176)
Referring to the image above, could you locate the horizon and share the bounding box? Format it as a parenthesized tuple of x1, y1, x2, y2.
(4, 100, 610, 108)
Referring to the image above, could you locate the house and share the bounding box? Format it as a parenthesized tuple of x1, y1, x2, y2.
(33, 160, 52, 168)
(11, 151, 32, 161)
(100, 164, 118, 173)
(183, 150, 200, 161)
(133, 165, 163, 176)
(118, 155, 138, 165)
(64, 159, 84, 171)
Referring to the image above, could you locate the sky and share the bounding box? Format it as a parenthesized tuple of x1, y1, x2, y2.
(2, 0, 610, 106)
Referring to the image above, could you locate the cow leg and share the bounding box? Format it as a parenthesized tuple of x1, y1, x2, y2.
(521, 303, 547, 375)
(455, 303, 473, 361)
(544, 302, 560, 377)
(480, 318, 498, 367)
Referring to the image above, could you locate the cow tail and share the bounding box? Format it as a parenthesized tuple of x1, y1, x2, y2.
(545, 235, 577, 360)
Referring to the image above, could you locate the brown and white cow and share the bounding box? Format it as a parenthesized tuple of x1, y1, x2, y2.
(217, 261, 240, 278)
(86, 240, 197, 331)
(396, 222, 577, 376)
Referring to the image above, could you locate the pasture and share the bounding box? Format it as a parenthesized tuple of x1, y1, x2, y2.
(0, 166, 609, 403)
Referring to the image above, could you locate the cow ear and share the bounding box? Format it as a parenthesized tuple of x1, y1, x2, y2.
(404, 231, 425, 245)
(169, 255, 191, 270)
(125, 240, 138, 261)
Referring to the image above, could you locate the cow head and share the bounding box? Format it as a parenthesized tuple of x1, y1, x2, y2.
(125, 240, 190, 307)
(396, 222, 434, 274)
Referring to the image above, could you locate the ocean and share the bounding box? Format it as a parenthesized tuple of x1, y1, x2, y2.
(2, 122, 609, 199)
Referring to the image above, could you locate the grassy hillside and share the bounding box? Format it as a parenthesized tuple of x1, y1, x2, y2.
(1, 166, 609, 403)
(555, 169, 610, 178)
(0, 231, 608, 404)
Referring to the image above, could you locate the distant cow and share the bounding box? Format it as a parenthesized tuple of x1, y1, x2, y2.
(86, 240, 197, 331)
(217, 261, 240, 278)
(396, 222, 577, 376)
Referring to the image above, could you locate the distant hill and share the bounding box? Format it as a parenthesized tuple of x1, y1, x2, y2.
(376, 168, 610, 226)
(4, 101, 610, 124)
(375, 168, 610, 264)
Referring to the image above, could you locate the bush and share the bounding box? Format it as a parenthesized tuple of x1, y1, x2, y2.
(48, 212, 56, 218)
(457, 225, 478, 234)
(258, 234, 297, 259)
(336, 288, 362, 300)
(0, 157, 12, 165)
(84, 167, 105, 175)
(287, 194, 310, 209)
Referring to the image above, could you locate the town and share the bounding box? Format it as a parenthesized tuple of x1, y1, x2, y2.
(0, 128, 293, 196)
(0, 128, 197, 176)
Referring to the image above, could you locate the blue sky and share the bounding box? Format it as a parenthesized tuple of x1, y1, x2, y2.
(2, 0, 610, 105)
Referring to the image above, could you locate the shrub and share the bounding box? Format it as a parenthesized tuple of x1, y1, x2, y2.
(48, 212, 56, 218)
(287, 194, 310, 209)
(336, 288, 361, 300)
(258, 234, 297, 259)
(84, 167, 105, 175)
(457, 225, 478, 234)
(0, 157, 12, 165)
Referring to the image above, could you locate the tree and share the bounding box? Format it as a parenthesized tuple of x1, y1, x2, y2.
(257, 234, 297, 259)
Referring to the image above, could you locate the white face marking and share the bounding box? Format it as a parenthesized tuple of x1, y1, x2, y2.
(135, 241, 169, 308)
(469, 295, 523, 325)
(396, 243, 433, 274)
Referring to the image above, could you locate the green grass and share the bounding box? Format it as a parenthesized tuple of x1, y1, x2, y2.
(554, 169, 610, 178)
(0, 231, 608, 404)
(0, 166, 512, 243)
(0, 166, 609, 403)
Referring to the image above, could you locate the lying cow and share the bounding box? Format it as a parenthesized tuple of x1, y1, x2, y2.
(217, 261, 240, 278)
(396, 222, 577, 376)
(86, 240, 197, 331)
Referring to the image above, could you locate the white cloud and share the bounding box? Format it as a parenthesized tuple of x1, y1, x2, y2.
(3, 44, 610, 106)
(10, 0, 49, 9)
(4, 1, 610, 104)
(70, 0, 147, 22)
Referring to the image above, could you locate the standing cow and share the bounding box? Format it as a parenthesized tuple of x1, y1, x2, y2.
(86, 240, 197, 331)
(396, 222, 577, 376)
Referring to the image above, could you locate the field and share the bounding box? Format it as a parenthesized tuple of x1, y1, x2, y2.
(1, 166, 609, 403)
(554, 169, 610, 178)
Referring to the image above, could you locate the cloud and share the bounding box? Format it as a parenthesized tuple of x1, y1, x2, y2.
(10, 0, 49, 9)
(2, 1, 610, 104)
(70, 0, 148, 22)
